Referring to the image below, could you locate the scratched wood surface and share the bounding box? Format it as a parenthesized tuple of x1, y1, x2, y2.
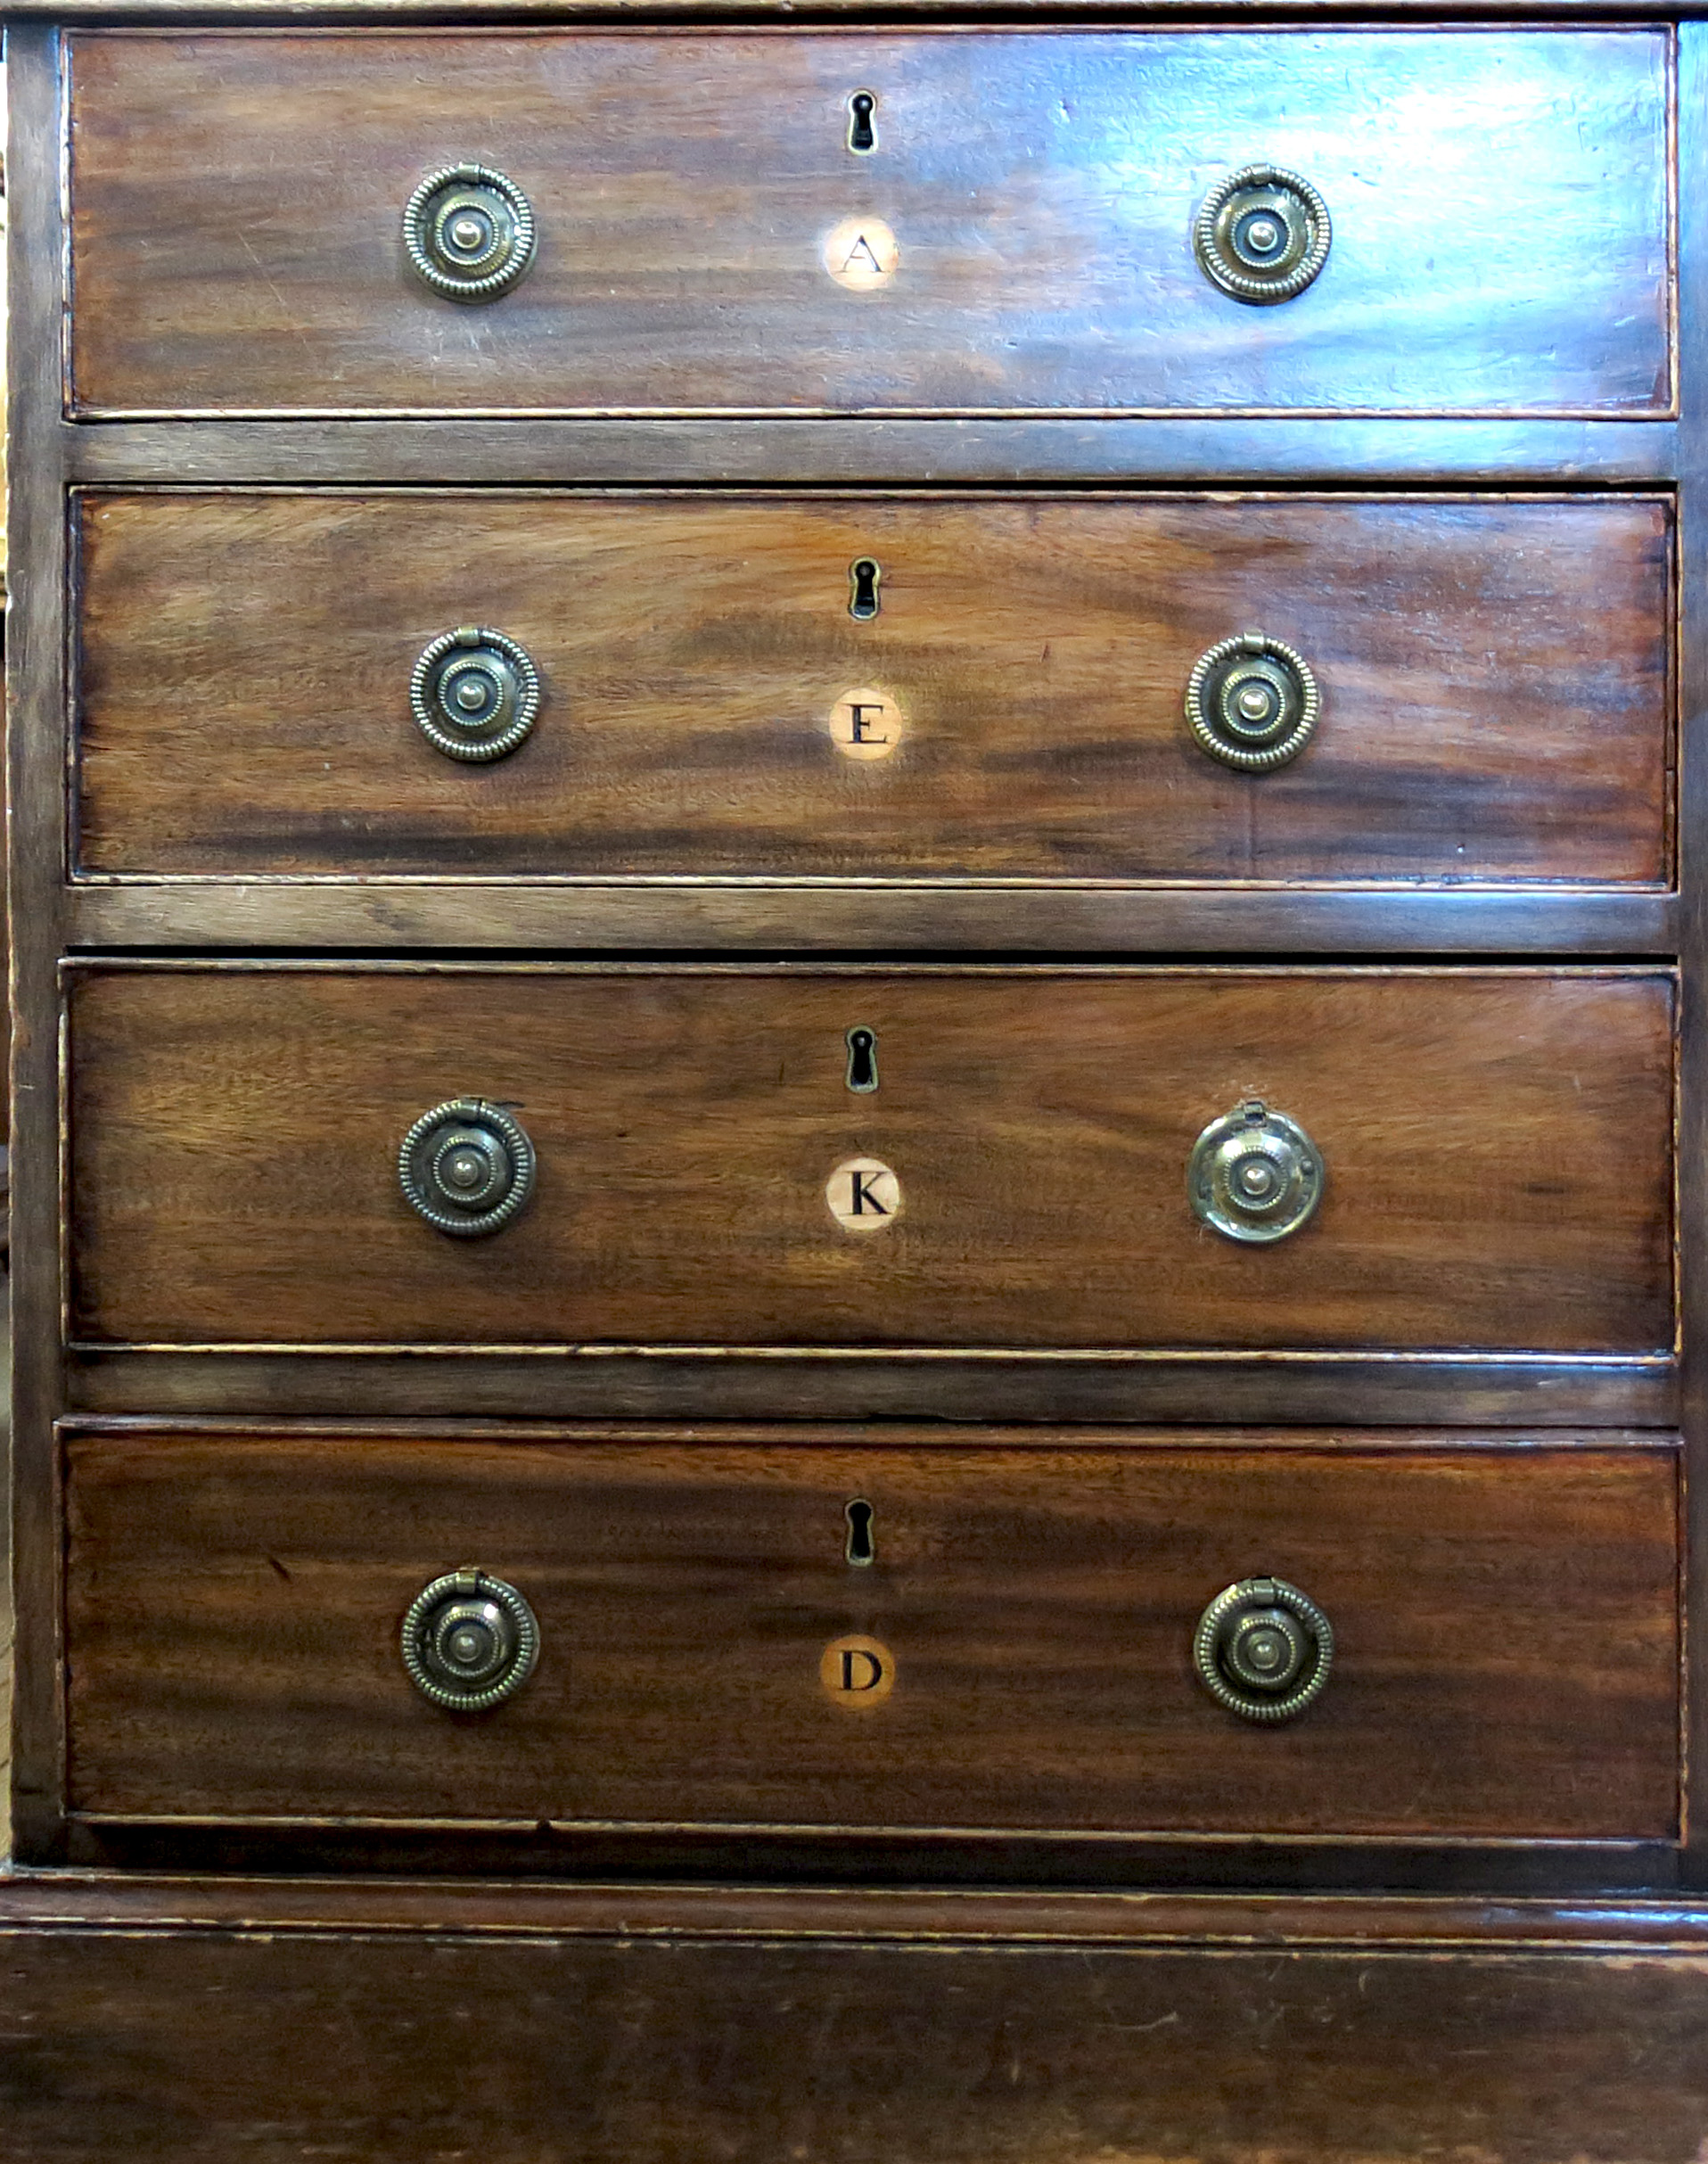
(63, 1431, 1680, 1838)
(66, 29, 1671, 416)
(64, 964, 1676, 1354)
(8, 1901, 1708, 2164)
(72, 492, 1673, 885)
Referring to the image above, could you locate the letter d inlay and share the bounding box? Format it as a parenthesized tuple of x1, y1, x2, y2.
(820, 1633, 897, 1709)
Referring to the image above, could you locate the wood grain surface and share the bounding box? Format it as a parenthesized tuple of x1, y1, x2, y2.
(72, 492, 1673, 885)
(61, 883, 1684, 962)
(62, 1431, 1680, 1839)
(8, 1871, 1708, 1944)
(8, 24, 82, 1864)
(63, 414, 1686, 487)
(65, 964, 1676, 1355)
(7, 1899, 1708, 2164)
(1672, 18, 1708, 1888)
(57, 1354, 1683, 1431)
(36, 0, 1696, 13)
(66, 29, 1671, 416)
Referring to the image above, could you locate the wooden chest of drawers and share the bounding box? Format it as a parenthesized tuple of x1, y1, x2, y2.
(10, 10, 1708, 2158)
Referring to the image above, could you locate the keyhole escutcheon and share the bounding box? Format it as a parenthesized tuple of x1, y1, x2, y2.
(846, 1025, 879, 1093)
(848, 91, 878, 153)
(845, 1498, 876, 1566)
(849, 557, 882, 621)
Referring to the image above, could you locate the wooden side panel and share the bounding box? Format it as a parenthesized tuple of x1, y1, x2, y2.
(65, 966, 1676, 1354)
(72, 493, 1674, 885)
(66, 29, 1671, 416)
(62, 1434, 1680, 1839)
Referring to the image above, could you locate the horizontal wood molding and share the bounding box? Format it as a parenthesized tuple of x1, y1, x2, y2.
(63, 882, 1684, 954)
(63, 417, 1684, 486)
(62, 1347, 1682, 1428)
(26, 1, 1696, 18)
(57, 1818, 1685, 1891)
(12, 1873, 1708, 1947)
(57, 1416, 1685, 1450)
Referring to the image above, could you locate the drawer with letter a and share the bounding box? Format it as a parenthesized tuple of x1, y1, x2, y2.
(65, 29, 1671, 416)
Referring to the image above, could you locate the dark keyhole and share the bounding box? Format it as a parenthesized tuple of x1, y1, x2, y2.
(845, 1499, 876, 1566)
(848, 91, 878, 153)
(846, 1025, 879, 1093)
(849, 557, 882, 621)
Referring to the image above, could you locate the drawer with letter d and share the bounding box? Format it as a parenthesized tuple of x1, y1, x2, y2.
(63, 1428, 1680, 1847)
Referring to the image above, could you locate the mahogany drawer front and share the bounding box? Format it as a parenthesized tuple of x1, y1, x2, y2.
(73, 492, 1672, 888)
(65, 963, 1675, 1356)
(66, 30, 1671, 418)
(62, 1431, 1681, 1840)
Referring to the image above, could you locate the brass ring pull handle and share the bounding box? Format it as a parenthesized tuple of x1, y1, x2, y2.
(402, 1567, 540, 1711)
(1194, 1576, 1334, 1723)
(411, 627, 541, 762)
(398, 1097, 536, 1238)
(1186, 632, 1319, 772)
(1194, 165, 1331, 305)
(1188, 1098, 1322, 1244)
(404, 163, 537, 302)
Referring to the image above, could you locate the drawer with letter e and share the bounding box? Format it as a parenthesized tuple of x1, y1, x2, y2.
(71, 493, 1673, 889)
